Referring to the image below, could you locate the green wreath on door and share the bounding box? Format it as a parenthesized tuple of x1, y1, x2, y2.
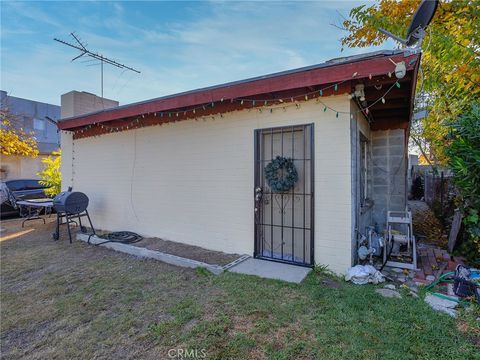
(264, 156, 298, 192)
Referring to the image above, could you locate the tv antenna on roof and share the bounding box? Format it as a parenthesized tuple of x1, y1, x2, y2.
(54, 32, 140, 99)
(378, 0, 439, 48)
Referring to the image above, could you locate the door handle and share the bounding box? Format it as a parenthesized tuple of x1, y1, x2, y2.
(255, 187, 263, 202)
(254, 187, 263, 217)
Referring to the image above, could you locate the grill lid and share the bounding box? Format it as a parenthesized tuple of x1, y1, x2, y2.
(53, 191, 89, 214)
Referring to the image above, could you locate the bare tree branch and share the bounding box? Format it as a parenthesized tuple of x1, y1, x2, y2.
(410, 134, 434, 167)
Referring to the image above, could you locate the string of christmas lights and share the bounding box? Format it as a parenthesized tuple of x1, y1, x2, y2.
(72, 68, 404, 138)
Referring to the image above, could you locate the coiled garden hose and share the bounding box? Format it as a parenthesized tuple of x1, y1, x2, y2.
(92, 231, 143, 246)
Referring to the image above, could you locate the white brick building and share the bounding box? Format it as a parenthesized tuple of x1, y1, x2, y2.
(59, 50, 420, 274)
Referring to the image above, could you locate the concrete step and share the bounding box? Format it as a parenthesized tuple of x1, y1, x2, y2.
(228, 258, 311, 283)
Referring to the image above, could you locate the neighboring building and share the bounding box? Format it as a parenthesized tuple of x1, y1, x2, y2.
(61, 91, 118, 119)
(0, 91, 60, 181)
(58, 50, 420, 274)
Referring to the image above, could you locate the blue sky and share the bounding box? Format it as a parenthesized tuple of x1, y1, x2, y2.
(1, 1, 392, 106)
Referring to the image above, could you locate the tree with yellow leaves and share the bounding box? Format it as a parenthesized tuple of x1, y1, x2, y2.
(0, 107, 39, 157)
(341, 0, 479, 164)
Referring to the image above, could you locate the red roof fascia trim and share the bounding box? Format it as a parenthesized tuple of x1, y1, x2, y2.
(59, 53, 419, 130)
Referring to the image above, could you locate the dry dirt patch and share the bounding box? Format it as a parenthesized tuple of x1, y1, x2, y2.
(131, 237, 240, 266)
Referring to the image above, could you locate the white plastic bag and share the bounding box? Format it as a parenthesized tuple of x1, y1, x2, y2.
(345, 265, 385, 285)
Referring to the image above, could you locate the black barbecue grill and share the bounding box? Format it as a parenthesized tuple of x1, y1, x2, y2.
(53, 191, 89, 214)
(52, 191, 96, 243)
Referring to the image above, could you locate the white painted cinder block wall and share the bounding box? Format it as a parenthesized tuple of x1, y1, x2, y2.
(0, 154, 50, 181)
(60, 96, 353, 274)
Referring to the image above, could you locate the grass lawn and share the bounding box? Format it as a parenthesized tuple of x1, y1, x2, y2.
(1, 218, 479, 359)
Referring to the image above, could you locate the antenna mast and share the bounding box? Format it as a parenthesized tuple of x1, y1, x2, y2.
(54, 32, 140, 99)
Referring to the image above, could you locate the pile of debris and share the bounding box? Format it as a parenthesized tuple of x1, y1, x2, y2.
(409, 200, 448, 247)
(345, 201, 478, 318)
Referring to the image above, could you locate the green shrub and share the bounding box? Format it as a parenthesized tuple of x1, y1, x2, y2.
(37, 150, 61, 197)
(446, 102, 480, 264)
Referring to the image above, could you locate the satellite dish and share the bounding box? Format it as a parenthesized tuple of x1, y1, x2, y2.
(378, 0, 439, 47)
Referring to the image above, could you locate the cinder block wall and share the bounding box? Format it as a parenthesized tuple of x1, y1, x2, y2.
(371, 129, 407, 230)
(60, 96, 354, 274)
(0, 155, 50, 181)
(61, 91, 118, 119)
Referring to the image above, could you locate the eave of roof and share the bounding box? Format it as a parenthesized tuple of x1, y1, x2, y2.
(59, 49, 419, 130)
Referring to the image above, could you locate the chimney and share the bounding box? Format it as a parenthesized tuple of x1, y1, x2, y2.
(60, 91, 119, 119)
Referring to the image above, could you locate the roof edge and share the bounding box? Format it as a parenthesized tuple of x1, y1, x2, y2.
(59, 49, 418, 129)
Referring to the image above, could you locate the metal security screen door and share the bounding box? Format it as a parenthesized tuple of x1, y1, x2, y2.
(254, 124, 314, 267)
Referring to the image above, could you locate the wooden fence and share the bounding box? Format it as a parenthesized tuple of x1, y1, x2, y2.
(424, 171, 455, 225)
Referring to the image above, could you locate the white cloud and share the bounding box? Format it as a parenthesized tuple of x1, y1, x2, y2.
(1, 0, 391, 106)
(1, 1, 63, 28)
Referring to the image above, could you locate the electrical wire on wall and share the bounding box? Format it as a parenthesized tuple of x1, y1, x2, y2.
(71, 132, 75, 190)
(130, 129, 139, 222)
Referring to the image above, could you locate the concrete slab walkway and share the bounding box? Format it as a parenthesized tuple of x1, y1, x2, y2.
(228, 258, 311, 283)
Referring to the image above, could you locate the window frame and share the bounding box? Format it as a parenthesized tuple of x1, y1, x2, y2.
(33, 118, 46, 131)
